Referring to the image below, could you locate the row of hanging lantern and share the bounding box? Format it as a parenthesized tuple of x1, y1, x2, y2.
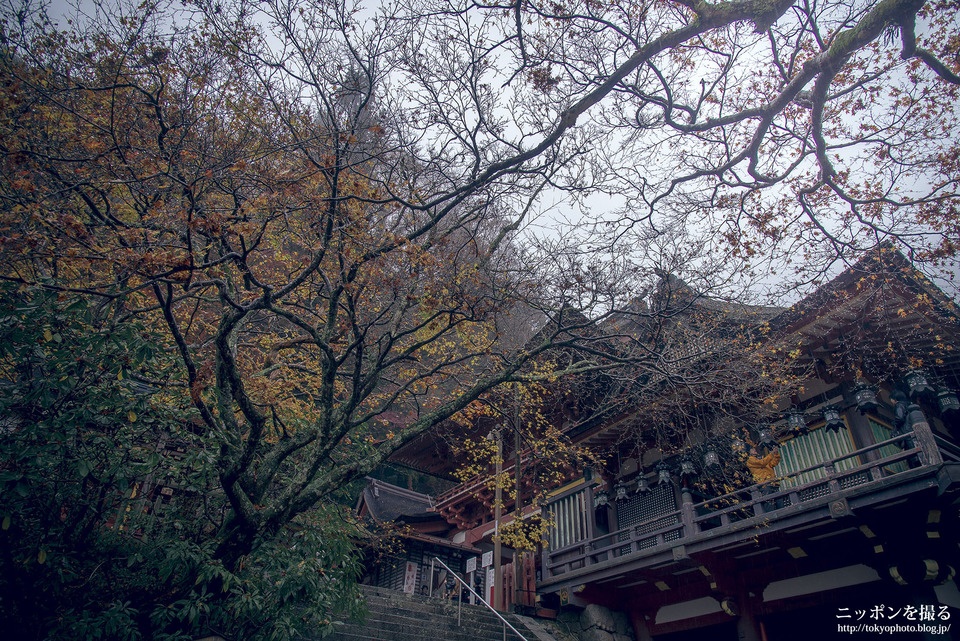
(904, 368, 960, 415)
(780, 405, 846, 437)
(603, 401, 848, 500)
(790, 370, 959, 438)
(594, 370, 960, 508)
(596, 427, 789, 506)
(597, 452, 712, 507)
(855, 369, 959, 417)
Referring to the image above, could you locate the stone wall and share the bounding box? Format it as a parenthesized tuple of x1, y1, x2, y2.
(556, 604, 634, 641)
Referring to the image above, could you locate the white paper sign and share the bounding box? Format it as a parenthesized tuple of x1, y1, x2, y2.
(402, 561, 418, 594)
(481, 551, 493, 567)
(466, 556, 477, 573)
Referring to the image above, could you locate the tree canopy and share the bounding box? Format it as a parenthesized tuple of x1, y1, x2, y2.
(0, 0, 958, 638)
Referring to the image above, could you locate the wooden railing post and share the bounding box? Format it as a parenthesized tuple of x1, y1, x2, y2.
(681, 486, 698, 538)
(824, 462, 841, 494)
(750, 488, 764, 516)
(908, 405, 943, 466)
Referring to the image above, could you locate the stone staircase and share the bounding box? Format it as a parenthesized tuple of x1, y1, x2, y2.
(320, 584, 558, 641)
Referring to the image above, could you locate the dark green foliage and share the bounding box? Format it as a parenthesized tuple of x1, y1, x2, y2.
(0, 287, 365, 640)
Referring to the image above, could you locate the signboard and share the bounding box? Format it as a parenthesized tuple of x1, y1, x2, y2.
(466, 556, 477, 574)
(402, 561, 418, 594)
(486, 567, 496, 604)
(481, 551, 493, 567)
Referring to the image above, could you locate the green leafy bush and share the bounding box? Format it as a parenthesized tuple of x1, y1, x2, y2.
(0, 287, 364, 640)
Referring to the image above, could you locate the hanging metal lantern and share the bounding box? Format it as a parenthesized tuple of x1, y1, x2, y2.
(786, 410, 807, 436)
(680, 457, 697, 479)
(853, 382, 879, 414)
(702, 447, 720, 473)
(636, 475, 651, 494)
(614, 480, 630, 501)
(905, 368, 934, 399)
(822, 406, 844, 432)
(758, 427, 776, 447)
(730, 435, 746, 453)
(657, 462, 672, 486)
(594, 488, 609, 507)
(938, 388, 960, 415)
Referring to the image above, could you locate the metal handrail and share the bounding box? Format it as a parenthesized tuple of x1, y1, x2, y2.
(431, 556, 528, 641)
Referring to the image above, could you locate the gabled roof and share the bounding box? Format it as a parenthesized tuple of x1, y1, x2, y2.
(768, 245, 959, 333)
(654, 272, 783, 321)
(356, 477, 435, 523)
(758, 246, 960, 378)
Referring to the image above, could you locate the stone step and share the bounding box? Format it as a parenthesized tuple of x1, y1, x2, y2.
(338, 609, 518, 636)
(356, 587, 518, 625)
(327, 616, 527, 641)
(326, 626, 528, 641)
(358, 595, 509, 625)
(328, 620, 525, 641)
(317, 584, 540, 641)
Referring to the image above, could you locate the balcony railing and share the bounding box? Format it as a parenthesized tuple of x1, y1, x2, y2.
(543, 424, 948, 580)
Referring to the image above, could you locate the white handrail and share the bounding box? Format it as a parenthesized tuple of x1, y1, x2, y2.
(431, 556, 528, 641)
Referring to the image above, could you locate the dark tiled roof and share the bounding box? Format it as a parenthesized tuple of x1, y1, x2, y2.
(359, 478, 435, 522)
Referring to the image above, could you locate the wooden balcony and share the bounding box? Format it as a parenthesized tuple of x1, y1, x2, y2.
(540, 418, 960, 593)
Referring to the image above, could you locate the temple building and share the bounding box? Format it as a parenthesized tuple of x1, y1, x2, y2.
(362, 249, 960, 640)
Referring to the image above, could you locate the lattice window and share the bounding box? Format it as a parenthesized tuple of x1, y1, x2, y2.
(778, 423, 860, 488)
(546, 489, 588, 550)
(616, 484, 679, 552)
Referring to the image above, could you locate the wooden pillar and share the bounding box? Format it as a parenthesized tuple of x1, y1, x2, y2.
(734, 580, 764, 641)
(493, 431, 503, 610)
(513, 421, 523, 607)
(736, 607, 763, 641)
(844, 404, 880, 462)
(585, 482, 598, 540)
(629, 610, 654, 641)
